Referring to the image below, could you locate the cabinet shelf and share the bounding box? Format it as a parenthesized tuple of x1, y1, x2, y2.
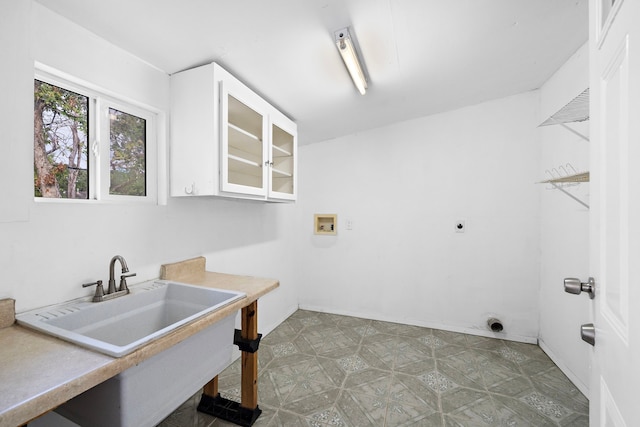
(272, 168, 292, 178)
(229, 123, 262, 158)
(229, 154, 262, 177)
(229, 122, 261, 141)
(272, 144, 292, 157)
(539, 171, 589, 184)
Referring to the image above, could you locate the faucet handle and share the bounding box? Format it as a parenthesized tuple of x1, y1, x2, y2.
(82, 280, 105, 302)
(118, 273, 136, 293)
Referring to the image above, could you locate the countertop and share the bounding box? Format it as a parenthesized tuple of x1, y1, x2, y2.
(0, 257, 279, 427)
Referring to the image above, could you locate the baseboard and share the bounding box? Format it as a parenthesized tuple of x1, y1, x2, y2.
(297, 304, 538, 344)
(538, 339, 589, 398)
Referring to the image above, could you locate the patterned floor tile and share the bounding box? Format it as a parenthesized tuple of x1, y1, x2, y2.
(393, 357, 437, 377)
(440, 387, 490, 414)
(521, 392, 572, 421)
(388, 375, 439, 408)
(418, 335, 447, 349)
(443, 394, 535, 427)
(498, 347, 530, 363)
(385, 399, 438, 426)
(487, 374, 535, 396)
(347, 374, 393, 399)
(281, 388, 342, 417)
(157, 310, 589, 427)
(418, 370, 459, 393)
(338, 354, 370, 372)
(336, 389, 387, 426)
(492, 394, 575, 426)
(306, 407, 348, 426)
(262, 322, 302, 345)
(437, 359, 487, 391)
(355, 324, 379, 337)
(529, 369, 589, 414)
(157, 393, 215, 427)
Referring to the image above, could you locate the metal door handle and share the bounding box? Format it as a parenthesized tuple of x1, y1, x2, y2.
(564, 277, 596, 299)
(580, 323, 595, 346)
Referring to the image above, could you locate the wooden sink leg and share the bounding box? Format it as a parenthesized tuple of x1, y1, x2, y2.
(240, 301, 258, 410)
(197, 301, 262, 426)
(202, 375, 218, 397)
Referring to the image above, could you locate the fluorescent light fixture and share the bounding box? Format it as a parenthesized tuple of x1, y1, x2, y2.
(334, 27, 368, 95)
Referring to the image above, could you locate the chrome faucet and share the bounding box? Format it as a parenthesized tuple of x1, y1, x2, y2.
(82, 255, 136, 302)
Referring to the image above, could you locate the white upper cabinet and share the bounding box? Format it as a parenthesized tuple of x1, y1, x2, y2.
(170, 62, 297, 201)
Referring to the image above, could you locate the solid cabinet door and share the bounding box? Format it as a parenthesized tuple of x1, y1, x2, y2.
(220, 78, 268, 197)
(268, 110, 297, 201)
(170, 63, 219, 197)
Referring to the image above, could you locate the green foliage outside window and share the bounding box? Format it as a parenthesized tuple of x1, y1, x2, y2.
(34, 79, 148, 199)
(34, 80, 88, 198)
(109, 108, 146, 196)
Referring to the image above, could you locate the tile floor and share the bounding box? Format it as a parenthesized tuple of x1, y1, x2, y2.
(159, 310, 589, 427)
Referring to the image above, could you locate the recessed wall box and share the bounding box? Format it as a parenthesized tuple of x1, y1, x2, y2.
(314, 214, 337, 235)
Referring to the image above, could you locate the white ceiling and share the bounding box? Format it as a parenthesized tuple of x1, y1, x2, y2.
(35, 0, 588, 145)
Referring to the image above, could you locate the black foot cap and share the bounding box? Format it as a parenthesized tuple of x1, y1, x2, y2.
(197, 393, 262, 427)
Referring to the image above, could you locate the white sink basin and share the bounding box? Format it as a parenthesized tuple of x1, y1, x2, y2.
(16, 280, 245, 357)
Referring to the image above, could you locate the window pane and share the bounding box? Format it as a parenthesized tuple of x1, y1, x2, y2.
(109, 108, 146, 196)
(34, 80, 89, 199)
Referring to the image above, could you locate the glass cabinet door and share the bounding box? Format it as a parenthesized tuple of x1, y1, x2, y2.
(220, 80, 268, 196)
(268, 111, 296, 200)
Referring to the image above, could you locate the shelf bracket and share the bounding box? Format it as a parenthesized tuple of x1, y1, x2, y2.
(558, 122, 590, 142)
(550, 182, 589, 209)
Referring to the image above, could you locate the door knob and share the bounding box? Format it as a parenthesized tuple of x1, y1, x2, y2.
(580, 323, 595, 346)
(564, 277, 596, 299)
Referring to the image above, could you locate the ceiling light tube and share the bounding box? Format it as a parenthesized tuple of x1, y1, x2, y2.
(334, 27, 368, 95)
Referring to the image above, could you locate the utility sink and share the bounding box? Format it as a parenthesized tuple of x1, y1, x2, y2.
(16, 279, 245, 357)
(17, 279, 246, 427)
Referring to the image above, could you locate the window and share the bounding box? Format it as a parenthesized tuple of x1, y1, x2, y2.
(33, 69, 157, 202)
(34, 80, 89, 199)
(108, 108, 146, 197)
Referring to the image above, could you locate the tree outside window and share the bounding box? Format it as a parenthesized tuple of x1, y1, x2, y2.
(34, 79, 151, 200)
(109, 108, 146, 196)
(34, 80, 88, 199)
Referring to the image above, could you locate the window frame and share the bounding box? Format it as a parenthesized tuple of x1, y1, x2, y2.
(34, 64, 160, 205)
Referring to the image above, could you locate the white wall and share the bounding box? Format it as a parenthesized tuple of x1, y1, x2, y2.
(538, 43, 590, 395)
(1, 0, 590, 396)
(296, 91, 541, 342)
(0, 1, 297, 335)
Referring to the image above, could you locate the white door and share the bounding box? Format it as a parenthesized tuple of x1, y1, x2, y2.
(589, 0, 640, 425)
